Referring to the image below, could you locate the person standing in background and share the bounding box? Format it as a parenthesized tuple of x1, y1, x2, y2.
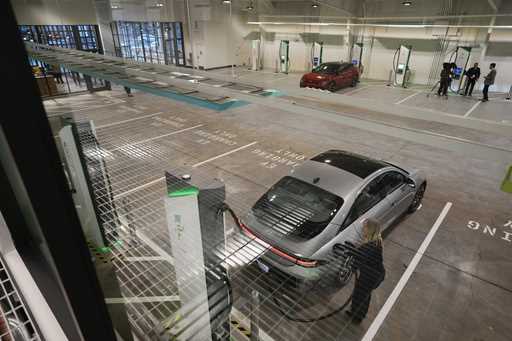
(462, 62, 480, 96)
(437, 63, 451, 98)
(50, 64, 63, 84)
(124, 86, 133, 97)
(481, 63, 497, 102)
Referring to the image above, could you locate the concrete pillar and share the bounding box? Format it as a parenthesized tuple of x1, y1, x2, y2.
(92, 0, 115, 56)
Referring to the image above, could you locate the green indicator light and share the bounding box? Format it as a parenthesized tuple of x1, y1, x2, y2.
(168, 186, 199, 197)
(98, 246, 112, 254)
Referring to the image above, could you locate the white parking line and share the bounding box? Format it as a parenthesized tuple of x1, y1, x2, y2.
(113, 141, 258, 197)
(105, 296, 179, 304)
(361, 202, 453, 341)
(135, 230, 174, 264)
(464, 101, 481, 117)
(192, 141, 258, 168)
(113, 177, 165, 199)
(395, 91, 421, 105)
(110, 124, 203, 151)
(343, 85, 370, 96)
(96, 112, 163, 129)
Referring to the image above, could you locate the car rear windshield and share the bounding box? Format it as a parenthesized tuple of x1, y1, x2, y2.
(313, 63, 350, 74)
(251, 176, 344, 240)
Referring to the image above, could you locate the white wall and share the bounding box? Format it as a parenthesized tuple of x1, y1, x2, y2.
(12, 0, 98, 24)
(238, 23, 512, 89)
(238, 24, 350, 72)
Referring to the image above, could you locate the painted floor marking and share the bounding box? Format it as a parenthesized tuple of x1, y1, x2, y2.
(45, 98, 125, 116)
(395, 91, 421, 105)
(110, 124, 203, 151)
(231, 307, 276, 341)
(124, 256, 169, 262)
(105, 296, 179, 304)
(464, 100, 482, 117)
(96, 112, 164, 129)
(361, 202, 453, 341)
(113, 141, 257, 198)
(342, 85, 370, 96)
(113, 177, 165, 199)
(135, 230, 174, 265)
(192, 141, 259, 168)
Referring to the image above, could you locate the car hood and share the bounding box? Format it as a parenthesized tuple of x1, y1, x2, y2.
(243, 208, 337, 259)
(302, 72, 330, 82)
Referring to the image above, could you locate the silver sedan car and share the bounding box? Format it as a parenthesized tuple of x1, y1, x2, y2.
(242, 150, 426, 288)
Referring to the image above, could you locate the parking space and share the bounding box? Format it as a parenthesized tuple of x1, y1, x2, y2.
(469, 100, 512, 123)
(206, 68, 512, 127)
(44, 88, 512, 340)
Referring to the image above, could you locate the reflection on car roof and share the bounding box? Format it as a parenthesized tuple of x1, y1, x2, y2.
(311, 150, 387, 179)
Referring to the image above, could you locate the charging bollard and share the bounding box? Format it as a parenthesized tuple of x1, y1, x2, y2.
(250, 290, 260, 341)
(163, 172, 231, 341)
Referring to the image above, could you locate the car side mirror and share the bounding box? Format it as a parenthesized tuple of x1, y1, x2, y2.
(406, 177, 416, 188)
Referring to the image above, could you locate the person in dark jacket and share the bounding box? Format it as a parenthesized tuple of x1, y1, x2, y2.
(346, 219, 385, 323)
(437, 63, 451, 98)
(462, 63, 480, 96)
(481, 63, 497, 102)
(124, 86, 133, 97)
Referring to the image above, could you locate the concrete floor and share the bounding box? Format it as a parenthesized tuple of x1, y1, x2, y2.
(44, 81, 512, 341)
(211, 66, 512, 126)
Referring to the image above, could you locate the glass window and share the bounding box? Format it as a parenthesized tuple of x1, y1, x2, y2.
(380, 171, 406, 195)
(342, 174, 388, 228)
(251, 176, 344, 240)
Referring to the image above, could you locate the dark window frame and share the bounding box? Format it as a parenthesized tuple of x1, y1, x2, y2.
(111, 20, 186, 66)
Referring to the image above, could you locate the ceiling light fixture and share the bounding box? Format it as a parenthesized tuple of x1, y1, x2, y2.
(402, 1, 412, 6)
(222, 0, 231, 4)
(247, 2, 254, 10)
(312, 3, 319, 8)
(247, 21, 512, 29)
(156, 3, 164, 7)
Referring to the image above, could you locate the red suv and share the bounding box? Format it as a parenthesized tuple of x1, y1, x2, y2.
(300, 62, 359, 92)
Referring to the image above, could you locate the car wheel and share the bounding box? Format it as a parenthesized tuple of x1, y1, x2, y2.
(350, 77, 358, 87)
(328, 82, 337, 92)
(408, 182, 426, 213)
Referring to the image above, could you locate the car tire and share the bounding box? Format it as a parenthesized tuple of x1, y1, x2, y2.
(350, 77, 358, 87)
(328, 82, 337, 92)
(408, 182, 426, 213)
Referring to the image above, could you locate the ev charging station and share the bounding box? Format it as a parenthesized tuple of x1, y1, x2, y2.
(391, 44, 412, 88)
(350, 42, 363, 73)
(450, 46, 472, 93)
(250, 39, 261, 71)
(162, 173, 232, 341)
(59, 120, 116, 249)
(278, 40, 290, 73)
(311, 41, 323, 68)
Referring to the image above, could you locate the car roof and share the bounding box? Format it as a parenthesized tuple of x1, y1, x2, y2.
(319, 62, 351, 67)
(311, 150, 388, 179)
(291, 159, 364, 199)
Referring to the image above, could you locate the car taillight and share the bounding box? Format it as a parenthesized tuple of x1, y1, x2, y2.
(239, 223, 319, 268)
